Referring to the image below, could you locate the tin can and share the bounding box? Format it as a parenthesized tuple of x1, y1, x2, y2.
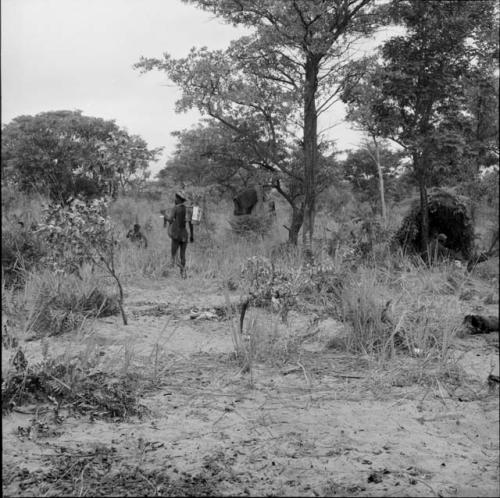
(191, 205, 202, 223)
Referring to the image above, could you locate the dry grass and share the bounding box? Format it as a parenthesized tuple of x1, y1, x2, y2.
(337, 258, 467, 364)
(227, 305, 305, 379)
(2, 188, 498, 498)
(1, 346, 148, 419)
(2, 190, 497, 402)
(2, 270, 120, 343)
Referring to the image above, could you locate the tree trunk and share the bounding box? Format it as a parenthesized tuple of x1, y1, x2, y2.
(116, 279, 128, 326)
(373, 137, 387, 225)
(415, 154, 430, 260)
(289, 204, 305, 245)
(303, 55, 320, 261)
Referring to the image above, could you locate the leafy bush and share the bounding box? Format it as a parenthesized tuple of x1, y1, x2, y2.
(38, 197, 128, 324)
(325, 216, 394, 264)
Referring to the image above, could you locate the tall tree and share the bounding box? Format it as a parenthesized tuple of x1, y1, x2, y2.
(342, 57, 399, 223)
(158, 119, 338, 244)
(352, 0, 497, 255)
(455, 7, 499, 212)
(1, 110, 161, 203)
(136, 0, 376, 254)
(135, 43, 305, 243)
(463, 0, 499, 171)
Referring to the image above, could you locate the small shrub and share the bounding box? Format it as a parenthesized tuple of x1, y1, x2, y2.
(38, 197, 128, 324)
(299, 263, 345, 313)
(235, 312, 303, 370)
(269, 241, 302, 269)
(470, 256, 499, 281)
(240, 256, 304, 323)
(340, 273, 393, 356)
(228, 213, 275, 237)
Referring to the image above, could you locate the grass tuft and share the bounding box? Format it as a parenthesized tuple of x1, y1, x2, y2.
(23, 271, 120, 339)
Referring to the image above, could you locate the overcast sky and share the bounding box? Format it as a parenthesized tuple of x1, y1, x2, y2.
(2, 0, 368, 176)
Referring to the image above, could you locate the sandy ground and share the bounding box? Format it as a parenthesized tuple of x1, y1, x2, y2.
(2, 273, 499, 497)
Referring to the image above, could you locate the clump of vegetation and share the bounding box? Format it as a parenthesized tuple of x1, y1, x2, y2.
(340, 271, 394, 356)
(38, 197, 128, 324)
(5, 453, 218, 497)
(25, 274, 120, 339)
(394, 188, 475, 259)
(239, 256, 306, 327)
(2, 348, 146, 419)
(230, 312, 305, 374)
(228, 213, 275, 237)
(232, 256, 354, 372)
(227, 256, 308, 373)
(1, 224, 47, 287)
(337, 261, 466, 365)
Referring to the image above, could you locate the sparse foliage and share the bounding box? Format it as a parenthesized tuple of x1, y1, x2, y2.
(37, 197, 128, 324)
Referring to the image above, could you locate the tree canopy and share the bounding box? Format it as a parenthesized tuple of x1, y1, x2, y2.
(1, 110, 162, 204)
(158, 121, 272, 194)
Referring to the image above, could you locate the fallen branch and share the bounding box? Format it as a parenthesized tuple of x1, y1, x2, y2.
(281, 366, 364, 379)
(297, 361, 312, 388)
(12, 407, 50, 415)
(415, 412, 464, 424)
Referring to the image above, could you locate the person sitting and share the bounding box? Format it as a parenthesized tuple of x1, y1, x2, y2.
(428, 232, 465, 263)
(126, 223, 148, 248)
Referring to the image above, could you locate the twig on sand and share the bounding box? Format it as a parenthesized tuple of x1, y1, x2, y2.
(77, 462, 91, 497)
(406, 475, 437, 495)
(281, 365, 364, 379)
(297, 361, 312, 388)
(415, 412, 464, 424)
(330, 372, 365, 379)
(12, 407, 51, 415)
(212, 411, 229, 426)
(434, 379, 451, 407)
(136, 470, 158, 495)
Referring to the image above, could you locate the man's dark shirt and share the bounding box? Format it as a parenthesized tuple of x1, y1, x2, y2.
(169, 203, 188, 242)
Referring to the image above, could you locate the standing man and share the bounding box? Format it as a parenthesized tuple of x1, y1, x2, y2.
(163, 191, 194, 278)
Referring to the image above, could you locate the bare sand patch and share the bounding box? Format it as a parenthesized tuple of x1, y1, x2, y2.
(3, 277, 499, 497)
